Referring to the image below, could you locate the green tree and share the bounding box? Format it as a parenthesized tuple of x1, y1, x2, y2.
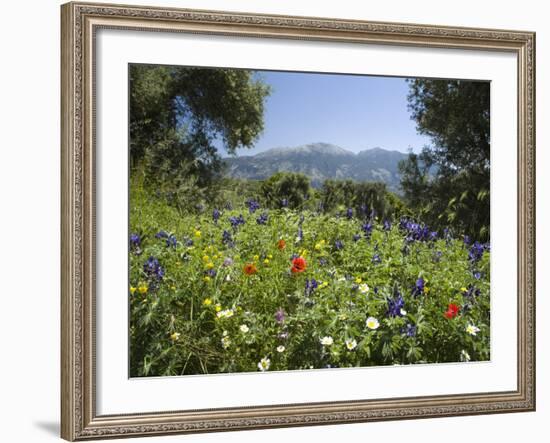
(260, 172, 311, 209)
(319, 179, 404, 220)
(129, 64, 271, 198)
(400, 79, 490, 240)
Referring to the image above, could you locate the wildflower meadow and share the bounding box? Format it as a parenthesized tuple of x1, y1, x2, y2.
(129, 178, 490, 376)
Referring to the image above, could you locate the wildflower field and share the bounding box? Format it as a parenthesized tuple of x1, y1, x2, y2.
(129, 180, 490, 377)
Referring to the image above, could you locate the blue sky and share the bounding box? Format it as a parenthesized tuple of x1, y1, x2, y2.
(222, 70, 432, 157)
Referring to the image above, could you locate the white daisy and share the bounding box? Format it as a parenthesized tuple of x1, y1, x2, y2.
(258, 357, 271, 371)
(239, 324, 250, 333)
(358, 283, 370, 294)
(366, 317, 380, 330)
(466, 324, 480, 336)
(276, 345, 285, 353)
(345, 339, 357, 350)
(320, 336, 334, 346)
(221, 335, 231, 349)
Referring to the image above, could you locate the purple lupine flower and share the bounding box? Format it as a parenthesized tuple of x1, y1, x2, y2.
(304, 278, 319, 296)
(229, 214, 245, 229)
(296, 227, 303, 243)
(433, 251, 443, 262)
(362, 222, 373, 239)
(346, 208, 353, 219)
(473, 271, 482, 280)
(165, 234, 177, 248)
(256, 212, 268, 225)
(386, 291, 405, 317)
(143, 256, 164, 281)
(212, 208, 221, 223)
(205, 269, 217, 278)
(281, 198, 288, 208)
(353, 234, 361, 242)
(245, 198, 260, 214)
(462, 284, 480, 299)
(411, 277, 425, 298)
(372, 253, 381, 264)
(383, 219, 391, 231)
(130, 233, 141, 247)
(334, 239, 344, 250)
(319, 257, 328, 266)
(463, 235, 471, 245)
(403, 324, 417, 337)
(155, 230, 168, 239)
(468, 242, 485, 262)
(275, 308, 286, 324)
(429, 231, 438, 241)
(184, 237, 194, 247)
(222, 230, 233, 246)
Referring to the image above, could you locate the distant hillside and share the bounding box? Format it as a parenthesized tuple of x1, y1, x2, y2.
(223, 142, 408, 192)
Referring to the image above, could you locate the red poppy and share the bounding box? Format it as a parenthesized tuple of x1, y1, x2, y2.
(444, 303, 460, 319)
(243, 263, 258, 275)
(277, 239, 286, 250)
(291, 256, 307, 274)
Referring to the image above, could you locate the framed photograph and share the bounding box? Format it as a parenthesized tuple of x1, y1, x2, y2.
(61, 1, 536, 440)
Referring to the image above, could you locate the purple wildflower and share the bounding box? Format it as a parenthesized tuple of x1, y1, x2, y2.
(403, 324, 417, 337)
(468, 242, 485, 262)
(212, 209, 221, 223)
(223, 257, 234, 267)
(305, 278, 318, 296)
(275, 308, 286, 324)
(362, 222, 373, 239)
(411, 277, 425, 298)
(245, 198, 260, 214)
(165, 234, 177, 248)
(143, 256, 164, 281)
(387, 291, 405, 318)
(256, 212, 268, 225)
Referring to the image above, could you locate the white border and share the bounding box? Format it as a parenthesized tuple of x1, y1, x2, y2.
(96, 29, 518, 415)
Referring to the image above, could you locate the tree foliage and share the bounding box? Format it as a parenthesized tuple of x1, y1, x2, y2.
(319, 179, 407, 220)
(260, 172, 312, 209)
(129, 64, 271, 192)
(399, 79, 490, 240)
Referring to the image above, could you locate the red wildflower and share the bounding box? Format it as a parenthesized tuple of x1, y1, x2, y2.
(291, 256, 307, 274)
(243, 263, 258, 276)
(277, 239, 286, 250)
(444, 303, 460, 319)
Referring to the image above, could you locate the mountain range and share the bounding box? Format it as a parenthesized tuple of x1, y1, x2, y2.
(222, 142, 409, 192)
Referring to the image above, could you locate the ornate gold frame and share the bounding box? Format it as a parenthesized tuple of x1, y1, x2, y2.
(61, 2, 536, 440)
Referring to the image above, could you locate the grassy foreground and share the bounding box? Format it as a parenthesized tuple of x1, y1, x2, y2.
(129, 181, 490, 377)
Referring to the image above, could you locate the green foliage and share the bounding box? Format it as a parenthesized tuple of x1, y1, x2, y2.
(129, 182, 490, 376)
(319, 179, 405, 219)
(400, 79, 490, 240)
(260, 172, 311, 209)
(130, 64, 271, 190)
